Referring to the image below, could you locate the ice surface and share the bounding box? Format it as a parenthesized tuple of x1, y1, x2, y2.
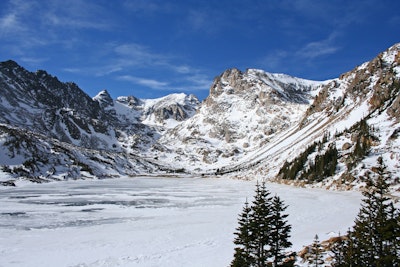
(0, 177, 362, 267)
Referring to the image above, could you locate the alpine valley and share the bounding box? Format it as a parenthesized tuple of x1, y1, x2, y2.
(0, 43, 399, 193)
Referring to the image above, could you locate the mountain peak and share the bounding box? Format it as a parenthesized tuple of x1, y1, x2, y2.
(0, 60, 20, 69)
(206, 67, 323, 106)
(93, 90, 114, 108)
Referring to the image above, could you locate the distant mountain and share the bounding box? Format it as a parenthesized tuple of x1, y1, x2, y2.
(0, 61, 199, 182)
(0, 43, 399, 191)
(0, 60, 118, 150)
(114, 92, 199, 130)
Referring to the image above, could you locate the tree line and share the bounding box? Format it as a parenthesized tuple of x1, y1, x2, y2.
(231, 157, 400, 266)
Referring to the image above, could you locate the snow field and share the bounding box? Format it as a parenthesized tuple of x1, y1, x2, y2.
(0, 177, 362, 267)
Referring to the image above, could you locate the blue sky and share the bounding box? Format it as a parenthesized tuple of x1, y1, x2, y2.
(0, 0, 399, 100)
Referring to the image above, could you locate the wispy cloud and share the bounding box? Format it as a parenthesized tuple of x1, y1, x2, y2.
(118, 75, 169, 90)
(296, 33, 340, 59)
(0, 0, 33, 36)
(113, 43, 168, 67)
(0, 0, 111, 51)
(63, 66, 122, 77)
(71, 42, 171, 77)
(261, 50, 289, 72)
(173, 65, 192, 74)
(260, 32, 340, 76)
(279, 0, 373, 29)
(61, 40, 212, 93)
(42, 0, 112, 30)
(20, 57, 48, 65)
(116, 72, 211, 93)
(0, 1, 50, 53)
(0, 0, 214, 95)
(182, 7, 229, 35)
(176, 73, 212, 92)
(0, 13, 19, 33)
(122, 0, 170, 14)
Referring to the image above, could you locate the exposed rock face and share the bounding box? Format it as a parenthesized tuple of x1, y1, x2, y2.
(0, 60, 117, 150)
(303, 43, 400, 125)
(111, 93, 200, 128)
(130, 93, 200, 127)
(93, 90, 114, 109)
(154, 68, 326, 170)
(108, 93, 201, 150)
(208, 68, 316, 104)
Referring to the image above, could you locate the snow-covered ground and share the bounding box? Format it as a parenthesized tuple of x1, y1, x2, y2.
(0, 177, 362, 267)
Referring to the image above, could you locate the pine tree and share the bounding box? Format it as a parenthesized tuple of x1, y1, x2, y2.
(231, 248, 250, 267)
(307, 234, 324, 267)
(333, 157, 400, 267)
(231, 181, 294, 266)
(330, 233, 346, 267)
(269, 195, 292, 267)
(351, 158, 399, 266)
(249, 181, 273, 266)
(231, 199, 254, 267)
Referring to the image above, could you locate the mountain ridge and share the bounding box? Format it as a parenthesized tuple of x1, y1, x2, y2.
(0, 43, 399, 192)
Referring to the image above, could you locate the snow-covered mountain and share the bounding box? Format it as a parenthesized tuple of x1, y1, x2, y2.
(152, 68, 327, 171)
(222, 44, 400, 191)
(0, 62, 199, 181)
(0, 43, 399, 190)
(113, 92, 199, 131)
(0, 60, 119, 150)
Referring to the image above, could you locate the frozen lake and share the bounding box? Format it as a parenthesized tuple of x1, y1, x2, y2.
(0, 177, 362, 267)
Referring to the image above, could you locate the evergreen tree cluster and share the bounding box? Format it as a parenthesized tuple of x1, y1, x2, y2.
(331, 157, 400, 267)
(278, 142, 318, 180)
(278, 134, 338, 183)
(344, 118, 377, 170)
(307, 235, 325, 267)
(231, 182, 294, 267)
(301, 144, 338, 182)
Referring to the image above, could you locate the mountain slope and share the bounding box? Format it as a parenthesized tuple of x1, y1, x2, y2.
(0, 43, 399, 189)
(223, 43, 400, 191)
(114, 93, 199, 131)
(0, 63, 199, 182)
(0, 60, 119, 150)
(152, 68, 327, 171)
(93, 91, 200, 151)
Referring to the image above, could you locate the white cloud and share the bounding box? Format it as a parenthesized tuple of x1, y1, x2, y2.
(0, 0, 111, 50)
(0, 13, 18, 33)
(114, 43, 167, 67)
(64, 65, 124, 77)
(116, 72, 211, 93)
(118, 75, 169, 89)
(20, 57, 48, 65)
(184, 74, 212, 90)
(296, 33, 340, 59)
(0, 0, 33, 36)
(173, 65, 192, 74)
